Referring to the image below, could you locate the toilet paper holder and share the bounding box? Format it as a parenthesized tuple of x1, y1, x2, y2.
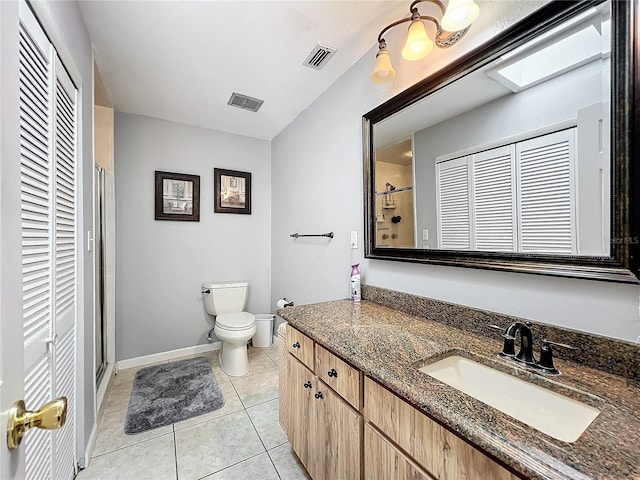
(277, 297, 294, 308)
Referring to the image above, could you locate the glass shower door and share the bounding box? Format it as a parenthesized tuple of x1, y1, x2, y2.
(94, 166, 107, 384)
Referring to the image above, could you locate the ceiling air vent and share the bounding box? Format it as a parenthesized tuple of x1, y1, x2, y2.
(303, 43, 337, 70)
(227, 92, 264, 112)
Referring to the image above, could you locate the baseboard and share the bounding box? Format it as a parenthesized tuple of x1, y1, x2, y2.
(116, 342, 222, 371)
(81, 364, 114, 470)
(82, 420, 98, 469)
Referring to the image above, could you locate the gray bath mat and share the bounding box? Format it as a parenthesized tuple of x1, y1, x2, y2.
(125, 357, 225, 434)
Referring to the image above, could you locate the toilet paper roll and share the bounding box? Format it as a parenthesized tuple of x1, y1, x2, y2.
(276, 298, 294, 309)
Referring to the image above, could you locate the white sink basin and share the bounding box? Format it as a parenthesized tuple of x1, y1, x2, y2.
(419, 355, 600, 443)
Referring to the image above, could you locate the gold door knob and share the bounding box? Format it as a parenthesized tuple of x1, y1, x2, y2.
(7, 397, 67, 450)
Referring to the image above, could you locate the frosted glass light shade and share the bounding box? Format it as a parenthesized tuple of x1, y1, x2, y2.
(371, 49, 396, 83)
(401, 19, 434, 61)
(441, 0, 479, 32)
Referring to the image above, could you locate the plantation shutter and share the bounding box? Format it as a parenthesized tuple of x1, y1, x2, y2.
(472, 145, 517, 252)
(436, 157, 471, 249)
(516, 129, 576, 254)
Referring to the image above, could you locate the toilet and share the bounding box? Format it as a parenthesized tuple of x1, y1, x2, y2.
(202, 281, 256, 376)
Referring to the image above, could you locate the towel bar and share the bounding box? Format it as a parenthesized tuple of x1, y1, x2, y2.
(290, 232, 334, 239)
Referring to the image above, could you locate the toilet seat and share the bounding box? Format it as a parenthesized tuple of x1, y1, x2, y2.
(216, 312, 255, 331)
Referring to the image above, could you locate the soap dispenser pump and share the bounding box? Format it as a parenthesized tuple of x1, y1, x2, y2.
(350, 264, 361, 302)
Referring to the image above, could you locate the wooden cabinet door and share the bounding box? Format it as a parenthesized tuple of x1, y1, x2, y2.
(288, 354, 317, 476)
(365, 424, 434, 480)
(315, 380, 362, 480)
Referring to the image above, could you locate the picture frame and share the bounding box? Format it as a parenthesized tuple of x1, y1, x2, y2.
(214, 168, 251, 214)
(154, 171, 200, 221)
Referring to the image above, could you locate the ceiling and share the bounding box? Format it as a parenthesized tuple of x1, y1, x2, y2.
(79, 0, 410, 140)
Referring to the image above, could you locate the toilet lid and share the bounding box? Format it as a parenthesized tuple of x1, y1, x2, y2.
(216, 312, 255, 331)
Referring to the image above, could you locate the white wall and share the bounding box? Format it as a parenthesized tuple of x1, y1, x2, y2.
(115, 113, 271, 361)
(271, 0, 640, 343)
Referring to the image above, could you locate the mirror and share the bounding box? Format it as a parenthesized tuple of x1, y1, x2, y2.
(363, 0, 639, 283)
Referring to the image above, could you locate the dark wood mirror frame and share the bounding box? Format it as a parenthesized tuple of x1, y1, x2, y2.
(363, 0, 639, 283)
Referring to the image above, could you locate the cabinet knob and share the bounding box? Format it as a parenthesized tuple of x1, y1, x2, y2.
(314, 391, 324, 399)
(303, 381, 312, 389)
(292, 342, 301, 349)
(327, 368, 338, 378)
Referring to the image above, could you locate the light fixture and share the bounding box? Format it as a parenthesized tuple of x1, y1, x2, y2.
(441, 0, 480, 32)
(402, 19, 434, 60)
(371, 40, 397, 83)
(371, 0, 480, 83)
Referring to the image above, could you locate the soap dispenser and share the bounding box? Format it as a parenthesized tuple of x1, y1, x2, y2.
(350, 264, 361, 302)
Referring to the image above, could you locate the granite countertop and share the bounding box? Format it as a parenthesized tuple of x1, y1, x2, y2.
(278, 299, 640, 480)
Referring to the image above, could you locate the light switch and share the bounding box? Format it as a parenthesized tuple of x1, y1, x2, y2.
(422, 230, 429, 241)
(350, 231, 358, 249)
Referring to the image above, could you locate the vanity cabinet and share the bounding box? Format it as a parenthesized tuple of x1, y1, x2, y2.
(286, 326, 362, 480)
(364, 377, 519, 480)
(286, 325, 519, 480)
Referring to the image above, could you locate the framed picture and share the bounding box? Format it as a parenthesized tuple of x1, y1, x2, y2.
(155, 171, 200, 221)
(214, 168, 251, 214)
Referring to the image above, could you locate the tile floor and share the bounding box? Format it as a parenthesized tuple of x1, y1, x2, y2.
(77, 345, 311, 480)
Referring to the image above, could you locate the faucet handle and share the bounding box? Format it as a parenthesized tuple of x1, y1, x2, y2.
(488, 324, 514, 338)
(488, 324, 516, 357)
(488, 324, 503, 331)
(542, 339, 578, 351)
(538, 339, 578, 375)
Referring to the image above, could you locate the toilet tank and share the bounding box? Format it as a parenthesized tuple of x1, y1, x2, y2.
(202, 281, 249, 315)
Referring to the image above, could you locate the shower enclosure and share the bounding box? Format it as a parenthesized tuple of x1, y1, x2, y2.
(94, 166, 107, 384)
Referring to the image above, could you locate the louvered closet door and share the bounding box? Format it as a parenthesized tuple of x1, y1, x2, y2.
(19, 2, 78, 478)
(516, 129, 576, 254)
(436, 156, 471, 249)
(20, 6, 55, 478)
(52, 56, 78, 480)
(472, 145, 517, 252)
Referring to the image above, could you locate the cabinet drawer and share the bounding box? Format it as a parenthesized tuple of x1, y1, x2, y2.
(364, 423, 434, 480)
(315, 344, 362, 410)
(286, 325, 314, 369)
(364, 377, 519, 480)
